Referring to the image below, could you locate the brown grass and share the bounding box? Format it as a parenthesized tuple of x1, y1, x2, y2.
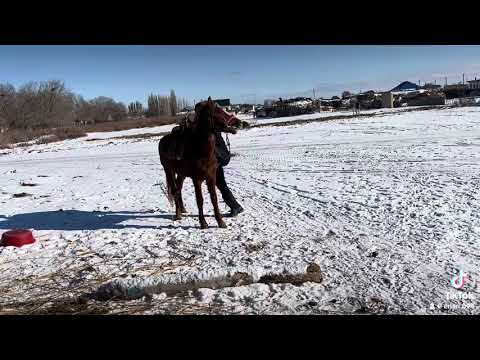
(84, 116, 178, 133)
(51, 127, 87, 142)
(111, 131, 170, 141)
(0, 127, 87, 148)
(0, 116, 177, 148)
(0, 129, 45, 148)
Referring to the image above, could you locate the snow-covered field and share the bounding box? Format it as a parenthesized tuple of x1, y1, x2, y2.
(238, 106, 432, 126)
(0, 106, 479, 314)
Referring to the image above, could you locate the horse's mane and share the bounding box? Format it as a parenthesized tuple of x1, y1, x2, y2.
(193, 98, 216, 132)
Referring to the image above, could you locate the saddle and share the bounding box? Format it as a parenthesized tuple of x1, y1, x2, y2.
(164, 112, 195, 160)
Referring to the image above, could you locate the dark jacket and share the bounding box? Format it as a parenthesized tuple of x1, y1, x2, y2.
(215, 131, 231, 167)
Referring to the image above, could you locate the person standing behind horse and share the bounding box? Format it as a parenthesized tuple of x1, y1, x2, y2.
(214, 128, 244, 217)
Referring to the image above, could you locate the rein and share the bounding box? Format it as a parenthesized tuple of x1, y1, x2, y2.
(226, 133, 231, 153)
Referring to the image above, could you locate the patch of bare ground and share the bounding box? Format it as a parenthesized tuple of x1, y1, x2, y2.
(12, 192, 32, 198)
(20, 182, 38, 187)
(258, 263, 322, 286)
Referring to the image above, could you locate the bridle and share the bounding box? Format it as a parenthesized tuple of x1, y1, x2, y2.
(213, 106, 239, 153)
(214, 106, 238, 127)
(194, 99, 240, 131)
(191, 99, 241, 153)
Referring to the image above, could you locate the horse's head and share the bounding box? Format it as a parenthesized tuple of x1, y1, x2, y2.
(194, 97, 241, 134)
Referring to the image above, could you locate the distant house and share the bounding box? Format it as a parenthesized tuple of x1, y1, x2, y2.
(320, 98, 342, 109)
(407, 92, 446, 106)
(382, 92, 394, 108)
(357, 90, 378, 101)
(213, 99, 231, 111)
(443, 84, 469, 99)
(177, 106, 193, 115)
(421, 83, 442, 90)
(444, 83, 468, 90)
(390, 81, 419, 93)
(468, 78, 480, 90)
(180, 106, 193, 112)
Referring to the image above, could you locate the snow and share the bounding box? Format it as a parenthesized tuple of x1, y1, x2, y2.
(239, 106, 435, 127)
(0, 106, 479, 314)
(288, 100, 312, 107)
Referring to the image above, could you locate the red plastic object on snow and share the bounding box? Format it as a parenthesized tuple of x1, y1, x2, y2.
(1, 230, 36, 247)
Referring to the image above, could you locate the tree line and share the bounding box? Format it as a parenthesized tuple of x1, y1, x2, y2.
(144, 90, 189, 117)
(0, 79, 189, 132)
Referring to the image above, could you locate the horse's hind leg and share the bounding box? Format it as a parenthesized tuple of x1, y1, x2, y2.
(193, 179, 208, 229)
(176, 174, 187, 213)
(207, 176, 227, 229)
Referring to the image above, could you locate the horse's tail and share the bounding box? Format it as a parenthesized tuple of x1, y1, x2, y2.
(159, 137, 175, 208)
(159, 168, 175, 209)
(165, 176, 175, 208)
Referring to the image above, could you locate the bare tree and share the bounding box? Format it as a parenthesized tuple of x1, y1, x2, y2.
(169, 89, 177, 116)
(89, 96, 127, 123)
(147, 94, 160, 116)
(147, 92, 186, 117)
(1, 79, 137, 135)
(0, 83, 16, 131)
(73, 95, 95, 125)
(128, 101, 144, 117)
(6, 80, 76, 130)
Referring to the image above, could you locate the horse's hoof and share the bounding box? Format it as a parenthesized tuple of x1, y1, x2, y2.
(181, 208, 187, 214)
(174, 215, 182, 221)
(218, 221, 227, 229)
(200, 223, 208, 230)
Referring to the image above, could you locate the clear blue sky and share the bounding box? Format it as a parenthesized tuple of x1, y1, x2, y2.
(1, 45, 480, 105)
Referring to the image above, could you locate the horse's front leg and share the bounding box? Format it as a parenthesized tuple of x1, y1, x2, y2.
(176, 174, 187, 213)
(193, 179, 208, 229)
(206, 176, 227, 229)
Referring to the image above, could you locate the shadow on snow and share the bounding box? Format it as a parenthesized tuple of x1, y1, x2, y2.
(0, 210, 215, 231)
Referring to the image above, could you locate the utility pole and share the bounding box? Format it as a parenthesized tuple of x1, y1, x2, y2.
(463, 73, 465, 85)
(445, 77, 448, 87)
(313, 88, 320, 113)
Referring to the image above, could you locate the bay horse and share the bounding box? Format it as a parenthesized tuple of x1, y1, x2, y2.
(158, 98, 240, 229)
